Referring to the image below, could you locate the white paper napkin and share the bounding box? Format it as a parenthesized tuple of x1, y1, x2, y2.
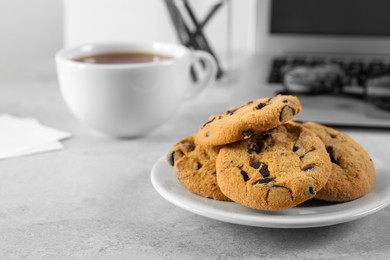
(0, 114, 72, 159)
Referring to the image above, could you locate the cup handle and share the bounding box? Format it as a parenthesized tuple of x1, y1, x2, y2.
(182, 50, 217, 100)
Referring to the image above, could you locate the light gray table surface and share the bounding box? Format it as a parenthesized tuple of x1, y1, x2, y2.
(1, 59, 390, 259)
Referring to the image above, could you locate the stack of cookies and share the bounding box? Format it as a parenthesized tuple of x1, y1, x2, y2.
(167, 95, 375, 210)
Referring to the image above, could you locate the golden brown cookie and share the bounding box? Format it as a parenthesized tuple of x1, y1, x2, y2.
(197, 95, 302, 146)
(167, 135, 230, 201)
(302, 122, 375, 202)
(216, 122, 332, 210)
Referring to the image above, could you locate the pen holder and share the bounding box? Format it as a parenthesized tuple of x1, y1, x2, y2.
(165, 0, 232, 81)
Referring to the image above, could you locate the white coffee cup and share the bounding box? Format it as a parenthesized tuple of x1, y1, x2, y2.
(55, 42, 217, 138)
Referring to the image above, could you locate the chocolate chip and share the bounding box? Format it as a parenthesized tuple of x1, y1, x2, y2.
(303, 165, 316, 171)
(255, 102, 267, 110)
(248, 143, 261, 154)
(326, 146, 338, 164)
(261, 133, 270, 140)
(279, 105, 294, 123)
(242, 130, 254, 139)
(195, 162, 203, 170)
(202, 117, 216, 128)
(292, 145, 300, 152)
(309, 186, 315, 195)
(259, 164, 270, 177)
(250, 161, 261, 169)
(326, 146, 334, 154)
(183, 143, 195, 152)
(226, 110, 234, 115)
(256, 177, 273, 184)
(167, 150, 184, 166)
(240, 169, 249, 182)
(283, 99, 289, 103)
(167, 152, 175, 166)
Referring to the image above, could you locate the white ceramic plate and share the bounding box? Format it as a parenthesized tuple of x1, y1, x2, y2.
(151, 156, 390, 228)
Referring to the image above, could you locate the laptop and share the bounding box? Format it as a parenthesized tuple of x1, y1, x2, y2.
(254, 0, 390, 128)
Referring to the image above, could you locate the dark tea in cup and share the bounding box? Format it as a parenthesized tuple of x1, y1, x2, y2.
(73, 52, 173, 64)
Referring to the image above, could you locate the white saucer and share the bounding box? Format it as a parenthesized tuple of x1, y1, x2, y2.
(150, 156, 390, 228)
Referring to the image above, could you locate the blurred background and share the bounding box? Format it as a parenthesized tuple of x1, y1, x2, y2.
(0, 0, 256, 83)
(0, 0, 62, 81)
(3, 0, 389, 122)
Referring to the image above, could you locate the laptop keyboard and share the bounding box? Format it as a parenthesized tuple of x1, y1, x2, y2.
(268, 56, 390, 86)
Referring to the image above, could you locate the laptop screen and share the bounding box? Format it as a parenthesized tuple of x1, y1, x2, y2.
(270, 0, 390, 37)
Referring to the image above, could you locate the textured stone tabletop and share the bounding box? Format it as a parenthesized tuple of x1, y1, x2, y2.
(0, 60, 390, 259)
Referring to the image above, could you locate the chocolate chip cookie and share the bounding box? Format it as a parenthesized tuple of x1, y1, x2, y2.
(302, 122, 375, 202)
(167, 135, 230, 201)
(216, 122, 332, 210)
(197, 95, 302, 146)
